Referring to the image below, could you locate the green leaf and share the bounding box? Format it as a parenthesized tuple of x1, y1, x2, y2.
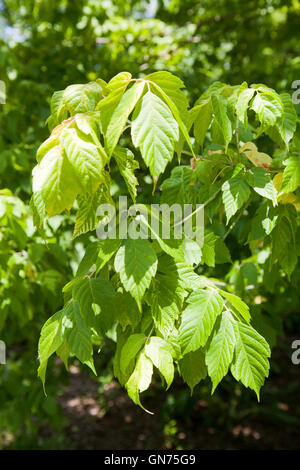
(279, 244, 298, 278)
(56, 339, 70, 371)
(230, 321, 271, 400)
(38, 310, 64, 389)
(113, 147, 139, 202)
(249, 201, 279, 240)
(131, 90, 179, 180)
(65, 300, 95, 371)
(147, 72, 193, 157)
(174, 261, 208, 290)
(277, 93, 297, 145)
(96, 238, 122, 271)
(182, 238, 202, 266)
(205, 313, 236, 392)
(120, 333, 146, 377)
(97, 72, 132, 133)
(271, 216, 293, 262)
(73, 173, 113, 238)
(34, 114, 108, 216)
(281, 157, 300, 194)
(251, 89, 283, 130)
(137, 207, 184, 261)
(214, 238, 232, 264)
(144, 336, 174, 389)
(148, 255, 185, 338)
(146, 71, 188, 119)
(236, 88, 255, 127)
(218, 289, 251, 323)
(178, 349, 207, 393)
(106, 81, 145, 156)
(193, 100, 212, 147)
(269, 93, 297, 147)
(76, 242, 99, 277)
(161, 166, 193, 206)
(61, 125, 107, 192)
(47, 90, 68, 130)
(32, 146, 80, 216)
(30, 191, 46, 229)
(47, 81, 104, 129)
(211, 94, 232, 151)
(201, 231, 218, 267)
(246, 167, 277, 205)
(113, 326, 131, 385)
(115, 290, 142, 330)
(125, 351, 153, 412)
(114, 238, 158, 309)
(179, 289, 224, 354)
(72, 278, 116, 334)
(38, 299, 97, 389)
(222, 174, 251, 223)
(37, 132, 60, 163)
(59, 82, 104, 116)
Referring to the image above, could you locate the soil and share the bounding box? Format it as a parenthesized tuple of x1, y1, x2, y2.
(54, 337, 300, 450)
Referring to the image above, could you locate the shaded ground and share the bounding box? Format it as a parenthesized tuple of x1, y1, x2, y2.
(53, 337, 300, 450)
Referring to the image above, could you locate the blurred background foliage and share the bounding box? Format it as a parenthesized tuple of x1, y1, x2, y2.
(0, 0, 300, 449)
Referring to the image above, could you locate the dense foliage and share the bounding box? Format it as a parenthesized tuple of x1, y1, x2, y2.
(32, 71, 299, 410)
